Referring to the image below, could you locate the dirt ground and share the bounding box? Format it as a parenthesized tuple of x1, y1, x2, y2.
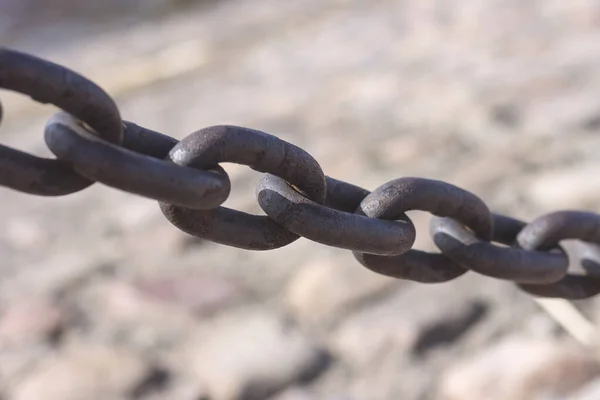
(3, 1, 600, 399)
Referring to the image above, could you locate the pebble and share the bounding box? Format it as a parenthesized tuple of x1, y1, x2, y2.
(11, 343, 151, 400)
(142, 378, 208, 400)
(526, 163, 600, 212)
(330, 309, 417, 368)
(269, 387, 317, 400)
(134, 272, 244, 316)
(78, 279, 222, 350)
(329, 278, 493, 369)
(569, 378, 600, 400)
(3, 217, 48, 251)
(0, 297, 65, 346)
(438, 336, 600, 400)
(270, 388, 351, 400)
(1, 252, 111, 300)
(179, 309, 330, 400)
(284, 258, 401, 327)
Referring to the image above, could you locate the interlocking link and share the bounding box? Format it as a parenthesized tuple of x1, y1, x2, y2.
(353, 250, 467, 284)
(159, 125, 327, 250)
(0, 49, 122, 195)
(121, 121, 179, 159)
(351, 178, 491, 282)
(323, 177, 371, 214)
(430, 215, 569, 284)
(518, 241, 600, 300)
(257, 174, 416, 255)
(45, 112, 231, 209)
(516, 212, 600, 299)
(3, 46, 600, 300)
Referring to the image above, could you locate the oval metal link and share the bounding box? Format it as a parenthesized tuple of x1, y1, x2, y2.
(353, 250, 467, 283)
(517, 211, 600, 250)
(489, 213, 526, 246)
(0, 48, 123, 195)
(324, 176, 371, 213)
(45, 112, 231, 209)
(516, 211, 600, 299)
(257, 174, 416, 255)
(430, 215, 568, 284)
(159, 125, 327, 250)
(121, 121, 179, 159)
(348, 178, 492, 282)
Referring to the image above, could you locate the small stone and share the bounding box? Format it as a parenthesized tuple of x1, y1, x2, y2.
(180, 309, 330, 400)
(269, 387, 316, 400)
(284, 258, 400, 326)
(330, 279, 491, 368)
(112, 197, 160, 231)
(489, 103, 522, 128)
(78, 281, 202, 349)
(142, 378, 208, 400)
(527, 164, 600, 210)
(119, 220, 189, 261)
(11, 343, 151, 400)
(331, 309, 417, 368)
(412, 300, 488, 356)
(438, 336, 600, 400)
(569, 378, 600, 400)
(269, 388, 351, 400)
(4, 217, 48, 250)
(375, 136, 422, 166)
(134, 272, 244, 316)
(2, 252, 109, 299)
(0, 346, 52, 384)
(0, 297, 65, 346)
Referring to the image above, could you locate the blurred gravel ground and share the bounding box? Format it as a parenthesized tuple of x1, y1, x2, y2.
(3, 1, 600, 399)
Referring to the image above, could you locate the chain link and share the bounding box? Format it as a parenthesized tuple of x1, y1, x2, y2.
(2, 47, 600, 300)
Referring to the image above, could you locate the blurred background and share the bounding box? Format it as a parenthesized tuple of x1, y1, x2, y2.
(3, 0, 600, 399)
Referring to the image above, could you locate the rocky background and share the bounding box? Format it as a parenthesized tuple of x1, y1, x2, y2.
(3, 0, 600, 399)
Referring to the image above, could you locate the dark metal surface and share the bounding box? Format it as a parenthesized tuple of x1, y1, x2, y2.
(257, 173, 416, 255)
(518, 240, 600, 300)
(160, 125, 327, 250)
(0, 48, 122, 195)
(353, 250, 467, 283)
(517, 211, 600, 251)
(122, 121, 179, 159)
(430, 216, 568, 284)
(45, 112, 231, 209)
(351, 178, 491, 282)
(324, 176, 371, 213)
(4, 46, 600, 300)
(516, 212, 600, 299)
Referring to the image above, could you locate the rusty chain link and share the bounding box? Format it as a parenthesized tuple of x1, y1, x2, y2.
(2, 47, 600, 300)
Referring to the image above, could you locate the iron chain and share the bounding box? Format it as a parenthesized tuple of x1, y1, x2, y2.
(2, 48, 600, 300)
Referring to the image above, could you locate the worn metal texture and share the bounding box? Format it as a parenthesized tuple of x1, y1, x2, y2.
(257, 173, 416, 255)
(45, 112, 231, 209)
(160, 125, 326, 250)
(430, 216, 569, 284)
(4, 46, 600, 299)
(0, 48, 122, 195)
(350, 178, 492, 282)
(517, 212, 600, 299)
